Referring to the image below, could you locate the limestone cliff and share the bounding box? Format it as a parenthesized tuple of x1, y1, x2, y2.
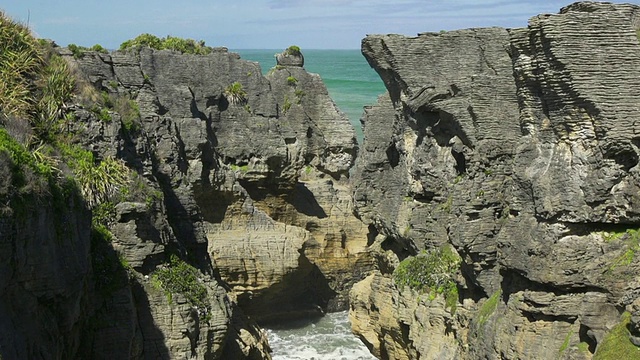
(350, 2, 640, 359)
(0, 29, 371, 357)
(60, 44, 370, 357)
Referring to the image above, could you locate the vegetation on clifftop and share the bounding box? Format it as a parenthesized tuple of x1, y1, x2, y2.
(67, 43, 108, 59)
(119, 33, 213, 54)
(285, 45, 302, 56)
(0, 12, 131, 210)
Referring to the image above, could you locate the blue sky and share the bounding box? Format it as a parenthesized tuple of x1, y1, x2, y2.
(2, 1, 638, 49)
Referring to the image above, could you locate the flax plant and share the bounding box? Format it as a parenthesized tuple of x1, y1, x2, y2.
(0, 12, 43, 118)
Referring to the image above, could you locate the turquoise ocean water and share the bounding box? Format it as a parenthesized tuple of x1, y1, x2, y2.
(235, 49, 386, 142)
(235, 49, 383, 359)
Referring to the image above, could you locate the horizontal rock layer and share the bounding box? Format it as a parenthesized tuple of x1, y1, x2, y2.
(350, 2, 640, 359)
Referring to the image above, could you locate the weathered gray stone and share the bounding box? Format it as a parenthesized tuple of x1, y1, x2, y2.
(30, 42, 370, 358)
(350, 2, 640, 359)
(0, 177, 92, 359)
(276, 48, 304, 67)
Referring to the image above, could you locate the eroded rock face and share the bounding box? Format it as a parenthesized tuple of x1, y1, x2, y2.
(48, 44, 371, 358)
(350, 2, 640, 359)
(0, 168, 92, 359)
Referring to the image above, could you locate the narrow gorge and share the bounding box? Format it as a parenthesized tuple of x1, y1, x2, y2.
(2, 1, 640, 360)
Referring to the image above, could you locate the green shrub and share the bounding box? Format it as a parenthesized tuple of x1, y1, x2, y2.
(119, 33, 212, 55)
(162, 36, 211, 55)
(119, 33, 162, 51)
(90, 44, 108, 53)
(57, 143, 130, 208)
(285, 45, 301, 56)
(393, 245, 461, 312)
(0, 12, 44, 118)
(95, 107, 111, 122)
(67, 44, 84, 59)
(0, 128, 53, 181)
(115, 97, 141, 133)
(34, 53, 75, 137)
(224, 82, 247, 105)
(152, 254, 211, 319)
(287, 76, 298, 85)
(67, 43, 108, 58)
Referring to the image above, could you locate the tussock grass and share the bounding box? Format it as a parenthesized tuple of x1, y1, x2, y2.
(0, 12, 130, 210)
(0, 11, 43, 119)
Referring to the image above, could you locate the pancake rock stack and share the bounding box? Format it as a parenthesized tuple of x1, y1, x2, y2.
(349, 2, 640, 359)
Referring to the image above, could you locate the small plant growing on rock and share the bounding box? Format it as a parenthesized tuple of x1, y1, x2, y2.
(90, 44, 108, 53)
(287, 76, 298, 85)
(282, 95, 292, 114)
(67, 43, 108, 58)
(152, 254, 211, 320)
(285, 45, 302, 56)
(224, 82, 247, 105)
(115, 97, 141, 134)
(393, 245, 461, 312)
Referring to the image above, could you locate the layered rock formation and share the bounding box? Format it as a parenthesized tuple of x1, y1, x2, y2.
(0, 38, 371, 357)
(61, 45, 369, 357)
(0, 167, 92, 359)
(350, 2, 640, 359)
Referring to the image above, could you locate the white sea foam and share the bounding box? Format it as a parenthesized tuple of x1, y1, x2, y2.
(266, 311, 376, 360)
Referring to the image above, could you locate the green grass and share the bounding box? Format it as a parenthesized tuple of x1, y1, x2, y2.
(90, 223, 130, 296)
(477, 290, 501, 326)
(294, 89, 305, 103)
(0, 12, 75, 141)
(559, 330, 572, 354)
(287, 76, 298, 85)
(152, 255, 211, 320)
(0, 11, 44, 119)
(92, 201, 116, 227)
(604, 229, 640, 273)
(593, 312, 640, 359)
(230, 164, 249, 172)
(577, 342, 590, 353)
(283, 95, 292, 114)
(0, 128, 55, 184)
(116, 97, 141, 133)
(34, 53, 75, 137)
(57, 143, 130, 208)
(393, 245, 461, 312)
